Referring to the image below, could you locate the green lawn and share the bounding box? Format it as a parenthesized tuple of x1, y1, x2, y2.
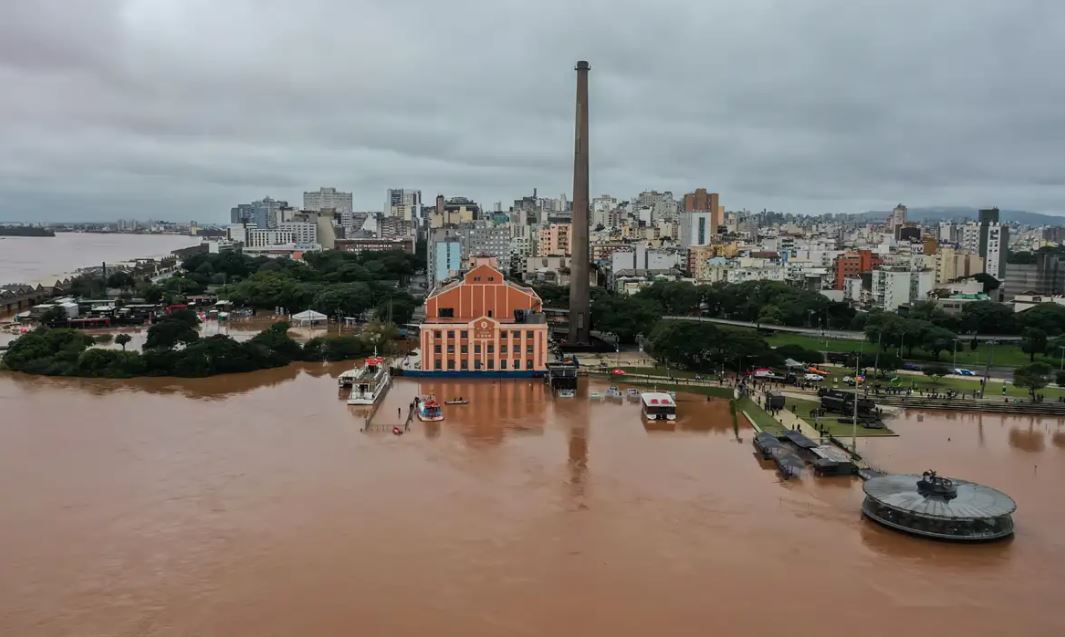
(782, 396, 896, 437)
(736, 396, 786, 434)
(604, 374, 735, 399)
(617, 365, 703, 379)
(808, 365, 1065, 400)
(764, 332, 1058, 369)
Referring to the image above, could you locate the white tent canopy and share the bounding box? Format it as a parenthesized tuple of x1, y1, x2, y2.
(291, 309, 328, 325)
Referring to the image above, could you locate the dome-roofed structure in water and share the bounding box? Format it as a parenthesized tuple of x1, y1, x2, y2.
(862, 470, 1016, 541)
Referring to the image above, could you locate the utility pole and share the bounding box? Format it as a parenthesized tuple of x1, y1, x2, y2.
(1059, 345, 1065, 371)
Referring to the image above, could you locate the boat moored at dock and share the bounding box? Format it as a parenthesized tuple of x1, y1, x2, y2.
(341, 354, 391, 405)
(416, 396, 444, 422)
(640, 392, 676, 421)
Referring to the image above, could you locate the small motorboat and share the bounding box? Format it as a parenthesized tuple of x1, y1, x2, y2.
(416, 396, 445, 422)
(625, 388, 640, 401)
(444, 398, 469, 406)
(605, 385, 623, 399)
(589, 392, 604, 401)
(557, 388, 576, 399)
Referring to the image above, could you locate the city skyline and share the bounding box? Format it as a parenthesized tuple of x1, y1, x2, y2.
(3, 1, 1065, 222)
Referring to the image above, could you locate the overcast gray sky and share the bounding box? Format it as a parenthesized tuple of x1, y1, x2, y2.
(2, 0, 1065, 222)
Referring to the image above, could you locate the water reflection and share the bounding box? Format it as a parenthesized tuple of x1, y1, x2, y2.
(567, 425, 588, 502)
(1, 362, 349, 400)
(1009, 426, 1046, 453)
(859, 517, 1014, 566)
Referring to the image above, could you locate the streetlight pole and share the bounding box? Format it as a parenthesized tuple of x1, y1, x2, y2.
(1059, 345, 1065, 371)
(873, 330, 882, 380)
(852, 342, 862, 452)
(953, 338, 959, 369)
(983, 339, 997, 396)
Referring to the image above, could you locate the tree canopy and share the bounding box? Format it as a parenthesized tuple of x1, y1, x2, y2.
(591, 295, 662, 344)
(1018, 303, 1065, 336)
(648, 320, 781, 372)
(960, 301, 1017, 335)
(1014, 362, 1053, 400)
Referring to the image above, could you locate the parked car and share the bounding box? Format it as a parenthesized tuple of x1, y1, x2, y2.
(902, 362, 923, 371)
(804, 373, 825, 382)
(953, 368, 976, 376)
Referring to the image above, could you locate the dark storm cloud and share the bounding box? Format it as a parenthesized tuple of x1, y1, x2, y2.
(2, 0, 1065, 221)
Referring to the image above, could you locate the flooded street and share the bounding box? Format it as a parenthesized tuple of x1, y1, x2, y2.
(1, 368, 1063, 636)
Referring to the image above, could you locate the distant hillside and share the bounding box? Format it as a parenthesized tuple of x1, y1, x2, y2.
(857, 207, 1065, 225)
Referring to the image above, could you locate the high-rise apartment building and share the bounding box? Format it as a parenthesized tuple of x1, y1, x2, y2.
(428, 234, 463, 288)
(682, 188, 723, 237)
(934, 246, 983, 284)
(426, 222, 509, 287)
(303, 187, 352, 213)
(977, 207, 1009, 280)
(537, 224, 572, 257)
(678, 211, 714, 249)
(834, 249, 882, 289)
(872, 268, 934, 311)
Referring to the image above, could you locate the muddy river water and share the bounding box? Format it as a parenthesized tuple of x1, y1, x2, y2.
(1, 366, 1063, 636)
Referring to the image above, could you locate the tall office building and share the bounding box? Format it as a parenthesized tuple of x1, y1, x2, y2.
(386, 189, 423, 223)
(230, 196, 287, 228)
(303, 187, 352, 213)
(887, 204, 907, 233)
(1003, 251, 1064, 298)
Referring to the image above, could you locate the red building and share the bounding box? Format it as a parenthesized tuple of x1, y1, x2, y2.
(834, 249, 881, 289)
(417, 263, 549, 376)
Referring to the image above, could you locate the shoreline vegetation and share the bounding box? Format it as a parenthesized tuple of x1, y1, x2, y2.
(0, 225, 55, 237)
(1, 316, 394, 378)
(3, 248, 421, 379)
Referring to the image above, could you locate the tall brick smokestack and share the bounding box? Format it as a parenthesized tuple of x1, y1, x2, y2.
(567, 60, 591, 345)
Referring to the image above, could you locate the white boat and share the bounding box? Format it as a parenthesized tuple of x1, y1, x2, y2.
(589, 392, 604, 400)
(558, 388, 576, 399)
(625, 388, 640, 401)
(342, 354, 391, 405)
(640, 392, 677, 422)
(416, 396, 444, 422)
(606, 385, 623, 399)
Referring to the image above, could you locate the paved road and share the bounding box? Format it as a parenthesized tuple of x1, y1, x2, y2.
(662, 316, 1023, 343)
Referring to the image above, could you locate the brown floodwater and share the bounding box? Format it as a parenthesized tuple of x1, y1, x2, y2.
(1, 369, 1063, 636)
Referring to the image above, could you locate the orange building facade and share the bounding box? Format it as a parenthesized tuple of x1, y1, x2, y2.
(417, 264, 550, 376)
(834, 249, 882, 290)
